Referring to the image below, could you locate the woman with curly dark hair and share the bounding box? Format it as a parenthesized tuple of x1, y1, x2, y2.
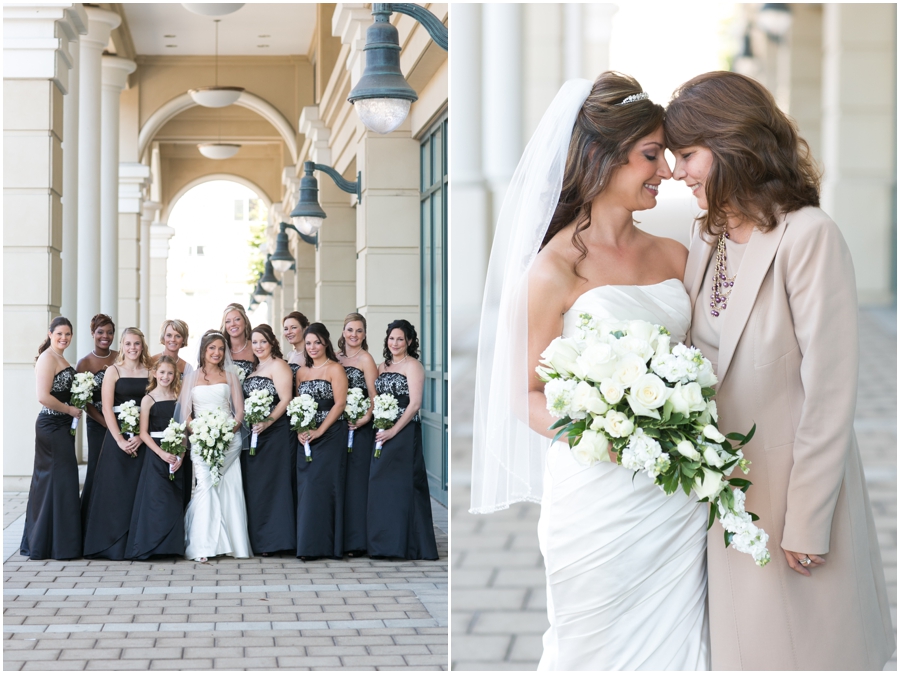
(366, 319, 437, 560)
(667, 70, 893, 670)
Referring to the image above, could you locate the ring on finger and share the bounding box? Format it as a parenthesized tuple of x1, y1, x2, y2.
(799, 556, 812, 566)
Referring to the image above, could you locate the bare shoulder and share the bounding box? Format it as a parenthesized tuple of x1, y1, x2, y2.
(75, 354, 91, 373)
(529, 243, 577, 302)
(641, 231, 689, 281)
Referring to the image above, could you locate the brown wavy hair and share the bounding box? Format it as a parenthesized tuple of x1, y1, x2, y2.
(251, 324, 283, 360)
(664, 71, 820, 239)
(198, 330, 227, 374)
(36, 316, 73, 362)
(541, 72, 665, 275)
(147, 354, 182, 398)
(282, 311, 309, 331)
(382, 319, 419, 366)
(302, 323, 339, 368)
(337, 313, 368, 354)
(114, 328, 152, 369)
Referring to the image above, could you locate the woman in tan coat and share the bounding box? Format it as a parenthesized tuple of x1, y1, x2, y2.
(665, 71, 894, 670)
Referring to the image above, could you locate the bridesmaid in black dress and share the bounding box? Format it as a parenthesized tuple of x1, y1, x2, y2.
(82, 327, 151, 560)
(150, 319, 192, 511)
(336, 313, 378, 557)
(295, 323, 348, 560)
(20, 317, 83, 560)
(282, 311, 309, 381)
(240, 324, 296, 555)
(125, 356, 185, 559)
(75, 313, 117, 524)
(367, 320, 438, 560)
(222, 303, 256, 380)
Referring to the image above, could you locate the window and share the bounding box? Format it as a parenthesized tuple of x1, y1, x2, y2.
(234, 199, 244, 221)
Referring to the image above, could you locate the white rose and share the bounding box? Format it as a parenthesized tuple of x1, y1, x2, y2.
(575, 341, 618, 382)
(611, 353, 647, 389)
(540, 337, 581, 378)
(627, 320, 657, 344)
(702, 443, 725, 468)
(695, 357, 717, 388)
(653, 333, 671, 360)
(674, 439, 701, 461)
(629, 373, 671, 411)
(598, 379, 624, 405)
(702, 424, 727, 443)
(613, 334, 654, 362)
(694, 467, 725, 500)
(570, 381, 609, 419)
(669, 382, 707, 416)
(706, 400, 718, 422)
(571, 429, 611, 466)
(603, 410, 634, 438)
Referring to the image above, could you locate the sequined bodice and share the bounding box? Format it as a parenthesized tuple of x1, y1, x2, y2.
(243, 375, 279, 412)
(40, 367, 75, 416)
(375, 372, 414, 417)
(148, 399, 177, 433)
(298, 379, 334, 425)
(233, 359, 255, 380)
(289, 362, 301, 379)
(344, 366, 368, 394)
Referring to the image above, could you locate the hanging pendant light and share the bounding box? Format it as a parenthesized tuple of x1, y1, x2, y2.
(189, 20, 244, 108)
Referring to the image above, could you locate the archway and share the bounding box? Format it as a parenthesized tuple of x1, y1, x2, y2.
(163, 172, 273, 224)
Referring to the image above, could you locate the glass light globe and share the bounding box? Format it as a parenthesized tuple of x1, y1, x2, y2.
(271, 258, 293, 274)
(189, 86, 244, 108)
(197, 143, 240, 159)
(354, 98, 412, 135)
(292, 215, 324, 236)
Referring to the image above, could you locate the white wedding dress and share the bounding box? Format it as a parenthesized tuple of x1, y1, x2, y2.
(184, 383, 251, 560)
(538, 279, 710, 671)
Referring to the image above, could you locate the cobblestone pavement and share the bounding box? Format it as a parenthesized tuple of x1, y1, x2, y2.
(3, 499, 448, 670)
(450, 306, 897, 671)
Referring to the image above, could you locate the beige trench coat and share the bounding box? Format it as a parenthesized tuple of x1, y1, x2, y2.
(684, 207, 894, 670)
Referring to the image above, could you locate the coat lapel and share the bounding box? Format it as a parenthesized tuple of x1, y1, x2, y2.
(683, 226, 714, 347)
(716, 215, 789, 384)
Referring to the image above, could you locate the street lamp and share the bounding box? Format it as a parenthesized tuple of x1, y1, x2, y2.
(259, 256, 280, 293)
(347, 3, 447, 134)
(288, 161, 361, 237)
(271, 222, 318, 273)
(757, 3, 792, 41)
(189, 20, 244, 108)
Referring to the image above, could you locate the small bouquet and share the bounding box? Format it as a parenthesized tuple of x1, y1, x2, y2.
(343, 388, 370, 453)
(117, 400, 141, 457)
(230, 363, 247, 384)
(68, 372, 96, 435)
(538, 314, 770, 566)
(190, 409, 235, 486)
(287, 394, 318, 462)
(243, 389, 274, 455)
(372, 393, 400, 459)
(160, 419, 187, 480)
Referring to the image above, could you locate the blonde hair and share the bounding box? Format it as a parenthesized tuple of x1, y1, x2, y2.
(114, 327, 152, 369)
(159, 319, 189, 348)
(220, 303, 252, 348)
(147, 354, 182, 397)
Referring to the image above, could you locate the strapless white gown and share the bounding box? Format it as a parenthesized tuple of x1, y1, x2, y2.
(184, 383, 251, 560)
(538, 279, 710, 671)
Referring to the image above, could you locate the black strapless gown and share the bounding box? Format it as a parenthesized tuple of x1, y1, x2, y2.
(367, 372, 438, 560)
(295, 379, 347, 559)
(82, 374, 148, 560)
(125, 400, 185, 559)
(20, 367, 82, 560)
(343, 366, 375, 554)
(288, 361, 301, 511)
(233, 359, 255, 381)
(81, 368, 108, 524)
(240, 376, 296, 554)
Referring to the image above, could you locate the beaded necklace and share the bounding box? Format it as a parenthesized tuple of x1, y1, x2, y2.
(710, 232, 737, 317)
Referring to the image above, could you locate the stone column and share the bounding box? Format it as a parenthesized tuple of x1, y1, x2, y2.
(821, 4, 896, 303)
(76, 7, 119, 337)
(139, 201, 160, 336)
(148, 222, 175, 337)
(99, 55, 136, 318)
(3, 3, 84, 484)
(117, 162, 150, 328)
(786, 5, 823, 163)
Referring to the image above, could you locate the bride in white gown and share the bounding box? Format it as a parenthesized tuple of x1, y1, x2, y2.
(178, 330, 251, 561)
(471, 74, 709, 670)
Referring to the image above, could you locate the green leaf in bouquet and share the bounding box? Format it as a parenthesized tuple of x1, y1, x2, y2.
(611, 330, 625, 339)
(726, 423, 756, 445)
(724, 530, 734, 548)
(701, 387, 716, 398)
(707, 504, 716, 530)
(548, 417, 571, 431)
(728, 477, 752, 491)
(721, 488, 735, 511)
(661, 399, 673, 422)
(642, 427, 661, 439)
(552, 424, 574, 444)
(680, 463, 698, 479)
(681, 478, 693, 496)
(748, 511, 760, 522)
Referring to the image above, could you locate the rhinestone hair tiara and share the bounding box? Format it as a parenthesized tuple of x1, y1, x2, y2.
(618, 92, 650, 105)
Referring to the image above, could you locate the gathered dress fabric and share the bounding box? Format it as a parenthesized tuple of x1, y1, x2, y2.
(20, 367, 83, 560)
(184, 383, 251, 560)
(82, 373, 148, 560)
(366, 373, 439, 561)
(240, 376, 296, 554)
(295, 379, 347, 558)
(537, 280, 709, 671)
(343, 366, 375, 553)
(80, 368, 107, 525)
(125, 399, 185, 559)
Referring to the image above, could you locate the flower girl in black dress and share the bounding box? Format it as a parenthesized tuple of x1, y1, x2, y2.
(82, 328, 151, 559)
(125, 356, 186, 560)
(20, 317, 83, 560)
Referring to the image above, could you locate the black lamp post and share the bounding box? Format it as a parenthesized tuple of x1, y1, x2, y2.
(271, 221, 317, 273)
(259, 256, 280, 293)
(287, 160, 361, 238)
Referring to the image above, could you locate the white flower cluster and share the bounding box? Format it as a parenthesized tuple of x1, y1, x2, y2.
(287, 394, 318, 433)
(244, 390, 274, 425)
(69, 372, 96, 409)
(161, 419, 187, 480)
(230, 364, 247, 383)
(117, 400, 140, 436)
(373, 394, 400, 428)
(651, 343, 717, 388)
(718, 488, 771, 566)
(190, 408, 235, 486)
(621, 428, 671, 478)
(344, 388, 371, 423)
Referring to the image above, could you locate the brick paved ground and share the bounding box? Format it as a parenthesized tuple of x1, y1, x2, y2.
(3, 499, 448, 670)
(450, 306, 897, 671)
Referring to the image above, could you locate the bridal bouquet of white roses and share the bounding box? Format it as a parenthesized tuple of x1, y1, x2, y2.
(160, 419, 187, 480)
(68, 372, 96, 435)
(287, 394, 318, 462)
(190, 409, 235, 486)
(372, 393, 400, 459)
(344, 388, 370, 453)
(537, 313, 770, 566)
(117, 400, 141, 457)
(243, 389, 274, 455)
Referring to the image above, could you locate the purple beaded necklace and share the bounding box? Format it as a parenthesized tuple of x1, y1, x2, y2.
(710, 231, 737, 317)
